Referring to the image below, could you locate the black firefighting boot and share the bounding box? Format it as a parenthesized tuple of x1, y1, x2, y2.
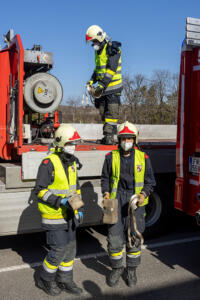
(36, 277, 61, 296)
(107, 267, 124, 287)
(58, 281, 83, 295)
(101, 134, 114, 145)
(127, 267, 137, 287)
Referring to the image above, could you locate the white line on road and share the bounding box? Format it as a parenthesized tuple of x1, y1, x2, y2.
(142, 235, 200, 249)
(0, 236, 200, 274)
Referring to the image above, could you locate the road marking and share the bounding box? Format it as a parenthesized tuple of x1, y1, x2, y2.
(0, 262, 41, 273)
(142, 236, 200, 249)
(0, 236, 200, 274)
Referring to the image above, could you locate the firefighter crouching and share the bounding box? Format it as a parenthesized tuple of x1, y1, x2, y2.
(86, 25, 122, 145)
(34, 124, 84, 296)
(101, 121, 156, 287)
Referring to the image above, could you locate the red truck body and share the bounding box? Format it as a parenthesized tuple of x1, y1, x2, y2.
(175, 18, 200, 222)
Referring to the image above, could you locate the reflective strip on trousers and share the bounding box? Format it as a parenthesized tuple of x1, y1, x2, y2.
(59, 260, 74, 272)
(42, 218, 68, 225)
(105, 119, 118, 125)
(109, 251, 123, 260)
(43, 259, 58, 273)
(127, 251, 141, 259)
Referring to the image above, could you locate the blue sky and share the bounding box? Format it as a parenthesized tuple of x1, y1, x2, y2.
(0, 1, 200, 102)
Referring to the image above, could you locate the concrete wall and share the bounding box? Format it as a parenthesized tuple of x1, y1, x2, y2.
(69, 124, 177, 140)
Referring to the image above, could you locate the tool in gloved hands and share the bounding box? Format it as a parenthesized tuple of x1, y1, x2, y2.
(66, 191, 84, 210)
(86, 82, 104, 99)
(101, 192, 118, 224)
(74, 210, 84, 224)
(127, 194, 144, 248)
(61, 197, 69, 206)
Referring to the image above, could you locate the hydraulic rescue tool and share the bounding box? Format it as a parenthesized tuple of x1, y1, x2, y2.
(127, 194, 144, 248)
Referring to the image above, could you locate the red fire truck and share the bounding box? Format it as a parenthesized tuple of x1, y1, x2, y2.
(0, 17, 199, 236)
(174, 17, 200, 225)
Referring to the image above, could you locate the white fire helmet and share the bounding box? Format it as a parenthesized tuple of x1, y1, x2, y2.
(117, 121, 139, 144)
(54, 124, 81, 148)
(86, 25, 106, 43)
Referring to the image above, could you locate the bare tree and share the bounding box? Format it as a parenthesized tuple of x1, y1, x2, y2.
(167, 73, 179, 124)
(151, 70, 171, 123)
(63, 97, 81, 123)
(123, 74, 146, 123)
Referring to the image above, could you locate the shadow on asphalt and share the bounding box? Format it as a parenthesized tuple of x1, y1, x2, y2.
(81, 256, 110, 283)
(82, 278, 200, 300)
(147, 239, 200, 279)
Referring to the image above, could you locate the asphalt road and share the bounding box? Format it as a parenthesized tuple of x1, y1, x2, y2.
(0, 211, 200, 300)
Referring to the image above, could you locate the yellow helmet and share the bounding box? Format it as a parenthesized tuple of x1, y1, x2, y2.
(86, 25, 106, 43)
(54, 124, 80, 148)
(117, 121, 139, 144)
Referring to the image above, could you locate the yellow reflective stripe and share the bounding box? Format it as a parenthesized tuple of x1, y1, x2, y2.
(44, 259, 58, 270)
(76, 189, 81, 195)
(109, 250, 123, 257)
(42, 214, 66, 219)
(108, 79, 122, 87)
(38, 189, 48, 199)
(128, 251, 141, 256)
(105, 118, 118, 123)
(106, 69, 115, 76)
(60, 260, 74, 267)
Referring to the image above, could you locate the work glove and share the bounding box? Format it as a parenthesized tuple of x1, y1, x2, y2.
(74, 210, 84, 225)
(94, 84, 104, 98)
(86, 80, 93, 86)
(137, 193, 146, 206)
(61, 197, 69, 206)
(86, 83, 95, 96)
(103, 192, 110, 200)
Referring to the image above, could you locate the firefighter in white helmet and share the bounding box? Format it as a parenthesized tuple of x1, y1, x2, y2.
(101, 121, 156, 287)
(35, 124, 83, 296)
(86, 25, 122, 145)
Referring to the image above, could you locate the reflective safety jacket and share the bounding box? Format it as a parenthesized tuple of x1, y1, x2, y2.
(110, 149, 149, 206)
(94, 42, 122, 95)
(37, 153, 79, 227)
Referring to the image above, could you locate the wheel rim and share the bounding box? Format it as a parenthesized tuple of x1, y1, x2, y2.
(145, 193, 162, 228)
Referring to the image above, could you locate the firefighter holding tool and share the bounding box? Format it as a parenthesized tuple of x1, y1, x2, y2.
(86, 25, 122, 145)
(34, 124, 84, 296)
(101, 121, 156, 287)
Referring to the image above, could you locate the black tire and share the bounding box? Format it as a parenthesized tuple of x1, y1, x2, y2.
(144, 192, 163, 238)
(144, 173, 176, 238)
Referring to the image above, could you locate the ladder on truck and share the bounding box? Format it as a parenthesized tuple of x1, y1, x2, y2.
(186, 17, 200, 46)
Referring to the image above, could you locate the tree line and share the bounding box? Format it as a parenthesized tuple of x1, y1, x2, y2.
(60, 70, 179, 125)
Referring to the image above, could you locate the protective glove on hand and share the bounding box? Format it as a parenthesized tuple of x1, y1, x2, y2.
(74, 211, 84, 224)
(61, 197, 69, 206)
(87, 80, 93, 86)
(94, 84, 104, 98)
(86, 84, 95, 96)
(137, 193, 146, 206)
(103, 192, 110, 200)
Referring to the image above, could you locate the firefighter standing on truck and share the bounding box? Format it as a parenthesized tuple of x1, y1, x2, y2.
(34, 124, 83, 296)
(86, 25, 122, 145)
(101, 121, 156, 287)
